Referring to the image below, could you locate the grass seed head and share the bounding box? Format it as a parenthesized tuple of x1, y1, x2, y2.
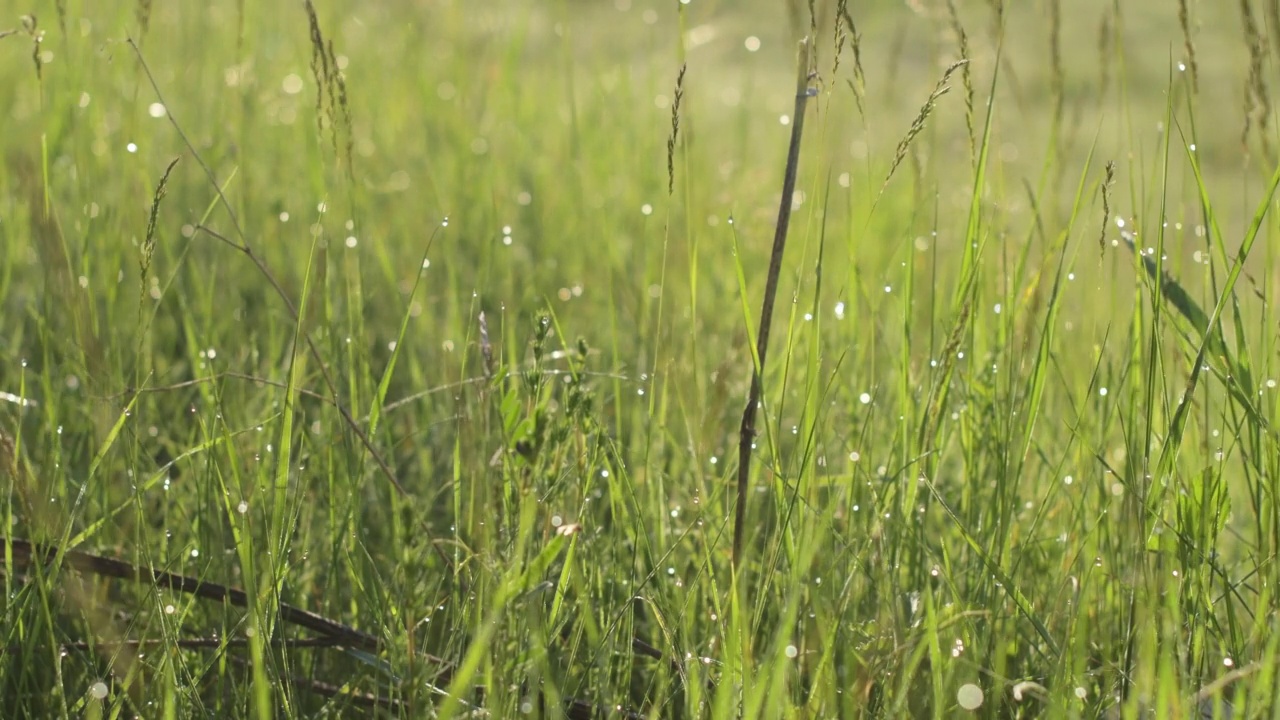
(141, 157, 180, 300)
(303, 1, 353, 172)
(882, 60, 967, 196)
(666, 63, 687, 196)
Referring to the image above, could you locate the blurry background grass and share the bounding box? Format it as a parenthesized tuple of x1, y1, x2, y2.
(2, 0, 1280, 717)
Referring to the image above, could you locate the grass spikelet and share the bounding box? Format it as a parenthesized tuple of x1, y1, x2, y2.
(831, 0, 847, 80)
(880, 60, 967, 198)
(140, 157, 179, 300)
(1099, 160, 1115, 256)
(1177, 0, 1199, 92)
(303, 0, 353, 173)
(945, 0, 976, 164)
(839, 4, 866, 115)
(666, 63, 686, 196)
(304, 1, 331, 135)
(326, 38, 354, 173)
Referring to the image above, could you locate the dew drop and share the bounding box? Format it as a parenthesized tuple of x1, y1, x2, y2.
(957, 684, 983, 710)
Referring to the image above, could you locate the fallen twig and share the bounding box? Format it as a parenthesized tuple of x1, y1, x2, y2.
(3, 537, 655, 718)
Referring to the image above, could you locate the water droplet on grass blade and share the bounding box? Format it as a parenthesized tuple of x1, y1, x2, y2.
(957, 684, 983, 710)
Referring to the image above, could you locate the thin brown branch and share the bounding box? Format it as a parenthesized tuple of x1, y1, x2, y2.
(127, 40, 419, 521)
(3, 636, 347, 654)
(4, 537, 658, 719)
(3, 537, 395, 656)
(191, 226, 411, 501)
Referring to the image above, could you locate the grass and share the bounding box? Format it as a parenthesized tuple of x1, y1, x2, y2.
(3, 0, 1280, 717)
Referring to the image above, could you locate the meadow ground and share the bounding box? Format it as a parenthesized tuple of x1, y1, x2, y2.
(2, 0, 1280, 717)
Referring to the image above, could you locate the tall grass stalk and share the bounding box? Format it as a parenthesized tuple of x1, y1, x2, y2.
(733, 38, 815, 570)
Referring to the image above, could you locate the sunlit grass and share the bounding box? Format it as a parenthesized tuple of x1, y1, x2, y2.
(2, 1, 1280, 718)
